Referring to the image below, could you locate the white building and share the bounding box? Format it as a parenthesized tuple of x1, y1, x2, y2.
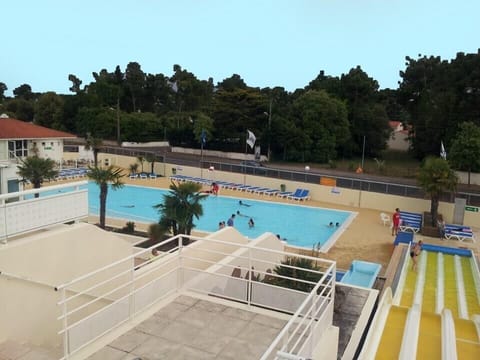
(0, 113, 76, 194)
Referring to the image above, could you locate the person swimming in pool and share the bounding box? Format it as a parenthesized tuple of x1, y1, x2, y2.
(239, 200, 251, 207)
(410, 240, 423, 271)
(236, 210, 249, 218)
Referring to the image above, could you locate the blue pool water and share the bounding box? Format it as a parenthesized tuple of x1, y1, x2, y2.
(42, 183, 354, 249)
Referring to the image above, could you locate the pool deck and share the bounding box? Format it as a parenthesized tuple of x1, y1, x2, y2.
(81, 176, 480, 275)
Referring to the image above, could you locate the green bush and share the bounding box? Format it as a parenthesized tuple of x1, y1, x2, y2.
(123, 221, 135, 234)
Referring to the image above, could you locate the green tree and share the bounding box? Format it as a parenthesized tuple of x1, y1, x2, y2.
(292, 90, 350, 162)
(154, 181, 207, 242)
(339, 66, 390, 157)
(68, 74, 83, 93)
(87, 166, 124, 229)
(17, 156, 58, 197)
(417, 157, 458, 226)
(4, 98, 35, 121)
(35, 92, 64, 129)
(125, 62, 145, 112)
(13, 84, 34, 100)
(0, 82, 7, 102)
(448, 122, 480, 186)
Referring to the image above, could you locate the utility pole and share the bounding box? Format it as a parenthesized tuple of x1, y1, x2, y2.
(361, 135, 366, 170)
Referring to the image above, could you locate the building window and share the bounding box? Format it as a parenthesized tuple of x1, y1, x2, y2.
(8, 140, 28, 158)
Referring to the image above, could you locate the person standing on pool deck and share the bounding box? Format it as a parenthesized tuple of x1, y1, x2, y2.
(227, 214, 235, 227)
(392, 208, 401, 236)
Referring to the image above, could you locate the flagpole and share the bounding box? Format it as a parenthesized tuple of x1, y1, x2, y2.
(244, 131, 247, 185)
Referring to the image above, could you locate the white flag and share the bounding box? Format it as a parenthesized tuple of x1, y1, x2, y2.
(168, 80, 178, 93)
(246, 130, 256, 149)
(440, 141, 447, 160)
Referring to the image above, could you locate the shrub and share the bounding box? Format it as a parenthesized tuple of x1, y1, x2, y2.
(123, 221, 135, 234)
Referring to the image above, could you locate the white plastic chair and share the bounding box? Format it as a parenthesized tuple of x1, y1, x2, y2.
(380, 212, 391, 226)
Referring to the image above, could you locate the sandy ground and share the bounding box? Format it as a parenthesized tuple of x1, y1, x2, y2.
(61, 175, 476, 276)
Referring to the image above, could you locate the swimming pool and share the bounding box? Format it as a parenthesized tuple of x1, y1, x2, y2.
(59, 182, 355, 249)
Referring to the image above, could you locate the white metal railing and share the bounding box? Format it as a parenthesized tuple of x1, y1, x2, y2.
(54, 234, 336, 360)
(260, 261, 336, 359)
(0, 181, 88, 244)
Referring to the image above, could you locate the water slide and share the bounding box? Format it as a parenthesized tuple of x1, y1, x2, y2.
(375, 305, 409, 359)
(359, 246, 480, 359)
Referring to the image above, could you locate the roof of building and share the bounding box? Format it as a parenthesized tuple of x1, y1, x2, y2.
(0, 115, 76, 140)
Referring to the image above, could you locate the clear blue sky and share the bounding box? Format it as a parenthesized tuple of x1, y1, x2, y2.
(2, 0, 479, 96)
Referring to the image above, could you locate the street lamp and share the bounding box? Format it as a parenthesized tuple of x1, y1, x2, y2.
(116, 98, 121, 145)
(305, 165, 310, 182)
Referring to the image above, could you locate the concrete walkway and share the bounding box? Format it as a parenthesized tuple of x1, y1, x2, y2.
(86, 295, 288, 360)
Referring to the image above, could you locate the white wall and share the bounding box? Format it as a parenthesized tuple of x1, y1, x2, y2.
(30, 138, 65, 163)
(456, 171, 480, 186)
(0, 223, 134, 347)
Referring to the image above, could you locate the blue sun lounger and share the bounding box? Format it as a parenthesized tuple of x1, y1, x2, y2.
(444, 224, 475, 242)
(280, 188, 302, 199)
(288, 189, 310, 201)
(399, 211, 422, 233)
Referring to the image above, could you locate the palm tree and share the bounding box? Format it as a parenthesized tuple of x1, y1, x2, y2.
(154, 181, 207, 243)
(145, 153, 156, 175)
(264, 256, 321, 292)
(85, 133, 103, 167)
(137, 156, 145, 174)
(17, 156, 58, 198)
(87, 165, 124, 229)
(417, 157, 457, 226)
(129, 163, 139, 175)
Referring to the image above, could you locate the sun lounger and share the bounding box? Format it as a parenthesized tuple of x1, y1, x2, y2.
(139, 173, 148, 179)
(288, 189, 310, 201)
(149, 173, 157, 179)
(277, 191, 294, 198)
(281, 188, 303, 199)
(399, 211, 422, 233)
(245, 186, 265, 193)
(170, 174, 185, 181)
(129, 173, 138, 180)
(444, 224, 475, 242)
(258, 188, 278, 196)
(234, 185, 253, 191)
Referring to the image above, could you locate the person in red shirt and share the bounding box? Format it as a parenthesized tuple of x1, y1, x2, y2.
(392, 208, 401, 236)
(211, 182, 219, 195)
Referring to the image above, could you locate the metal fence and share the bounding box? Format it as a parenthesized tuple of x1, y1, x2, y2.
(70, 146, 480, 207)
